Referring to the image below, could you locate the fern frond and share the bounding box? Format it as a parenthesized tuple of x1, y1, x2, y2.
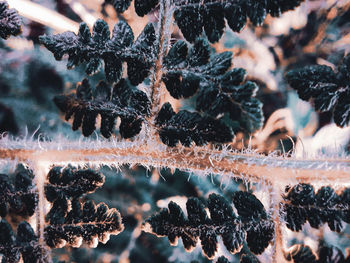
(53, 78, 151, 138)
(39, 19, 156, 84)
(281, 184, 350, 232)
(44, 165, 105, 202)
(44, 166, 124, 248)
(285, 243, 349, 263)
(286, 53, 350, 127)
(0, 220, 43, 263)
(163, 38, 263, 134)
(104, 0, 305, 43)
(0, 164, 37, 217)
(45, 198, 124, 248)
(155, 102, 233, 147)
(173, 0, 305, 43)
(142, 192, 273, 259)
(0, 1, 21, 39)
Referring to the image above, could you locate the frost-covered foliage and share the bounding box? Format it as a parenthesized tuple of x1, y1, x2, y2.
(0, 1, 21, 39)
(40, 19, 156, 84)
(143, 192, 274, 258)
(163, 39, 264, 134)
(46, 26, 263, 142)
(53, 78, 150, 138)
(156, 102, 233, 146)
(0, 220, 43, 263)
(0, 164, 37, 217)
(44, 166, 124, 248)
(285, 243, 350, 262)
(1, 0, 350, 263)
(286, 53, 350, 127)
(104, 0, 305, 42)
(281, 184, 350, 232)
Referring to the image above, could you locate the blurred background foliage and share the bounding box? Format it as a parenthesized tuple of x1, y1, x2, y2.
(0, 0, 350, 262)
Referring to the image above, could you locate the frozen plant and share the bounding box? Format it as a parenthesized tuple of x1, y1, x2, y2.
(0, 0, 349, 262)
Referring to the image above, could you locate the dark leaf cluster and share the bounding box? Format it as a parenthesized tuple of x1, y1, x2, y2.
(44, 165, 105, 202)
(103, 0, 158, 17)
(45, 198, 124, 248)
(163, 38, 264, 135)
(156, 102, 233, 147)
(286, 53, 350, 127)
(0, 220, 43, 263)
(281, 183, 350, 232)
(0, 165, 37, 217)
(173, 0, 305, 43)
(143, 192, 274, 259)
(54, 78, 150, 138)
(39, 19, 156, 84)
(285, 243, 350, 263)
(104, 0, 304, 43)
(44, 166, 124, 248)
(0, 1, 21, 39)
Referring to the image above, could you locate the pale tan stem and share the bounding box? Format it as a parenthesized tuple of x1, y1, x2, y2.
(150, 0, 173, 117)
(32, 160, 51, 262)
(0, 144, 349, 185)
(7, 0, 79, 33)
(272, 183, 285, 263)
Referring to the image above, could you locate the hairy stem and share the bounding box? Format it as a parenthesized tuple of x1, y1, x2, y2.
(272, 183, 284, 263)
(0, 141, 348, 185)
(32, 160, 51, 262)
(150, 0, 173, 118)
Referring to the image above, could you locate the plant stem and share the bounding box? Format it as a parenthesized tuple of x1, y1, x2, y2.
(272, 183, 284, 263)
(0, 142, 349, 185)
(32, 160, 51, 262)
(150, 0, 173, 118)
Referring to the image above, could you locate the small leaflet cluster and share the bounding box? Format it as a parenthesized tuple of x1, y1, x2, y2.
(286, 53, 350, 127)
(0, 1, 22, 39)
(104, 0, 305, 43)
(39, 19, 156, 84)
(44, 166, 124, 248)
(40, 14, 263, 145)
(157, 38, 263, 146)
(54, 78, 150, 138)
(281, 184, 350, 232)
(143, 192, 274, 259)
(156, 102, 233, 147)
(173, 0, 305, 43)
(0, 164, 37, 217)
(0, 165, 42, 263)
(0, 221, 43, 263)
(286, 243, 350, 263)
